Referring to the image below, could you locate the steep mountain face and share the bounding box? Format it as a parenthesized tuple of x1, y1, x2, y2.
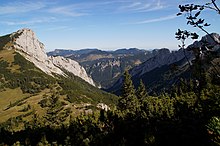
(187, 33, 220, 52)
(107, 48, 194, 94)
(107, 33, 220, 95)
(0, 28, 117, 125)
(7, 28, 95, 86)
(129, 48, 192, 77)
(48, 48, 158, 88)
(49, 56, 94, 85)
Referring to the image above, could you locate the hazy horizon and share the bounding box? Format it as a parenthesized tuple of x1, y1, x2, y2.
(47, 46, 180, 52)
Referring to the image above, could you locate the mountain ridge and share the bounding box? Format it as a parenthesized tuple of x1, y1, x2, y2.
(107, 33, 220, 95)
(0, 28, 117, 125)
(3, 28, 95, 86)
(48, 48, 162, 88)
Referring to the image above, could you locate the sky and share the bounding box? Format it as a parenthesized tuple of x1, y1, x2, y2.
(0, 0, 219, 52)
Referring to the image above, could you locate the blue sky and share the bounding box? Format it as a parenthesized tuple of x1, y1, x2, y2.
(0, 0, 219, 51)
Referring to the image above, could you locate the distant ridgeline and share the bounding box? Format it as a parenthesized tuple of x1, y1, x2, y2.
(48, 48, 170, 88)
(107, 33, 220, 95)
(47, 33, 220, 95)
(107, 48, 194, 95)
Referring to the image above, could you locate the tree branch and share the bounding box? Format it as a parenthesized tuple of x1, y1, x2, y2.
(211, 0, 220, 14)
(196, 24, 220, 45)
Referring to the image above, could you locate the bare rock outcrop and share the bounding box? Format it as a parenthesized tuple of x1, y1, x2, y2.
(8, 28, 95, 86)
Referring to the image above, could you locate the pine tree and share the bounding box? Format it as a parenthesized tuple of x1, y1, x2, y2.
(118, 70, 139, 113)
(136, 79, 147, 102)
(121, 70, 135, 98)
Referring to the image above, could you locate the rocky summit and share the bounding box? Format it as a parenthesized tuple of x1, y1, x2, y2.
(129, 48, 193, 77)
(0, 28, 118, 126)
(6, 28, 95, 86)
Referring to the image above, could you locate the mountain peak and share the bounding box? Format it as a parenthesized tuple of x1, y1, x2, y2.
(1, 28, 95, 86)
(15, 28, 34, 34)
(187, 33, 220, 51)
(10, 28, 47, 60)
(11, 28, 38, 43)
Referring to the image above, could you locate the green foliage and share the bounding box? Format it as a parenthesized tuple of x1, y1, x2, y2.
(206, 116, 220, 145)
(0, 84, 219, 145)
(58, 74, 118, 105)
(4, 96, 31, 111)
(176, 0, 220, 109)
(0, 50, 118, 110)
(136, 79, 148, 102)
(0, 34, 11, 50)
(0, 2, 219, 144)
(0, 49, 119, 133)
(118, 70, 139, 113)
(0, 52, 56, 94)
(143, 96, 175, 119)
(121, 70, 136, 98)
(43, 94, 68, 128)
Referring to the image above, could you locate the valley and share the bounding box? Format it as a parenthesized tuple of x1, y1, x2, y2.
(0, 0, 219, 145)
(0, 28, 219, 145)
(48, 48, 155, 88)
(0, 29, 220, 143)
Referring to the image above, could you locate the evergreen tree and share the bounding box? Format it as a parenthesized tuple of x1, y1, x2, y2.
(118, 70, 139, 113)
(121, 70, 135, 98)
(176, 1, 220, 107)
(136, 79, 147, 102)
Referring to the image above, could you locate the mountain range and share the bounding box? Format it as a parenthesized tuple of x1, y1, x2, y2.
(48, 48, 168, 88)
(107, 48, 193, 94)
(108, 33, 220, 95)
(1, 28, 219, 127)
(48, 33, 220, 95)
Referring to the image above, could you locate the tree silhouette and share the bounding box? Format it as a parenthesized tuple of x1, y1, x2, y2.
(117, 70, 139, 113)
(176, 2, 220, 145)
(175, 0, 220, 106)
(136, 79, 148, 102)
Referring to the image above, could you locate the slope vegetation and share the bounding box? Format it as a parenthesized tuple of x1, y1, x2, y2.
(0, 31, 118, 126)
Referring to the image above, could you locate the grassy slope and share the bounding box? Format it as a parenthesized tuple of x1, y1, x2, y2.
(0, 88, 29, 122)
(0, 47, 118, 125)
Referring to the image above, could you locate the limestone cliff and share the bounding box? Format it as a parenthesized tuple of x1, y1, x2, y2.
(7, 28, 95, 86)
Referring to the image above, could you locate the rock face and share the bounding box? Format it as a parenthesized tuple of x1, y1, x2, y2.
(187, 33, 220, 53)
(8, 28, 95, 86)
(107, 48, 194, 94)
(107, 33, 220, 95)
(129, 48, 193, 77)
(49, 56, 94, 85)
(48, 48, 155, 88)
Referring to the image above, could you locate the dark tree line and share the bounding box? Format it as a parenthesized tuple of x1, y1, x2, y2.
(0, 68, 219, 145)
(0, 1, 219, 146)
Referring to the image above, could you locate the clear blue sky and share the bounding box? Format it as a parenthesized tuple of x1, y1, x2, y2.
(0, 0, 219, 51)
